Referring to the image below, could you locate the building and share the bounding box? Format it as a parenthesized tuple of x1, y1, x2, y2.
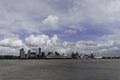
(29, 52, 37, 58)
(27, 50, 31, 58)
(94, 56, 102, 59)
(27, 50, 37, 58)
(46, 52, 72, 59)
(71, 52, 80, 59)
(25, 48, 42, 59)
(20, 48, 25, 58)
(47, 52, 54, 58)
(38, 48, 41, 57)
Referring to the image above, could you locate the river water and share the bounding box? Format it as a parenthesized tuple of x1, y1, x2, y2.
(0, 59, 120, 80)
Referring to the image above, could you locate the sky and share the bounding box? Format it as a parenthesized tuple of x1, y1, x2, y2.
(0, 0, 120, 56)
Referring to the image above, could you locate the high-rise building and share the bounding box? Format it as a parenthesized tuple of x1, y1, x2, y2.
(38, 48, 41, 56)
(27, 50, 31, 58)
(20, 48, 25, 58)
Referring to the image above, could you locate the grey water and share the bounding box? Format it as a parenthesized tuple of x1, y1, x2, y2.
(0, 59, 120, 80)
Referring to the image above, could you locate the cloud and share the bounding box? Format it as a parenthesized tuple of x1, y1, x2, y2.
(0, 34, 28, 55)
(0, 0, 120, 56)
(0, 35, 23, 48)
(43, 15, 59, 29)
(64, 29, 77, 35)
(0, 34, 119, 56)
(0, 0, 120, 29)
(71, 0, 120, 23)
(0, 0, 120, 34)
(0, 47, 18, 55)
(24, 34, 120, 56)
(25, 34, 64, 52)
(25, 35, 49, 46)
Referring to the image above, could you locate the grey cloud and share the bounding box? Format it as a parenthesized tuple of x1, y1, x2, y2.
(64, 29, 77, 35)
(0, 0, 120, 35)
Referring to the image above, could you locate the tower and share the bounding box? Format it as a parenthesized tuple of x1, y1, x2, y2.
(27, 50, 31, 58)
(20, 48, 25, 58)
(38, 48, 41, 56)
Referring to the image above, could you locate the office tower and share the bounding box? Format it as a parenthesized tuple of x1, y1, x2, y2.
(20, 48, 25, 58)
(38, 48, 41, 56)
(27, 50, 31, 58)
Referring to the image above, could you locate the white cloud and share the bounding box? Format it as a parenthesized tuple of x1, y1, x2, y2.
(25, 34, 64, 52)
(0, 47, 18, 55)
(25, 35, 49, 46)
(0, 34, 28, 55)
(0, 0, 120, 56)
(0, 34, 119, 56)
(24, 34, 118, 56)
(0, 35, 23, 48)
(43, 15, 59, 29)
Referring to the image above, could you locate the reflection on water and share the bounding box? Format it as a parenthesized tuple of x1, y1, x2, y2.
(0, 59, 120, 80)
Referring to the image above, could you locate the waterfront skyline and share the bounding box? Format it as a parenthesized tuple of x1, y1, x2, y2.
(0, 0, 120, 56)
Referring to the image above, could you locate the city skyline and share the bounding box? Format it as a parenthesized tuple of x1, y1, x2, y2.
(0, 0, 120, 56)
